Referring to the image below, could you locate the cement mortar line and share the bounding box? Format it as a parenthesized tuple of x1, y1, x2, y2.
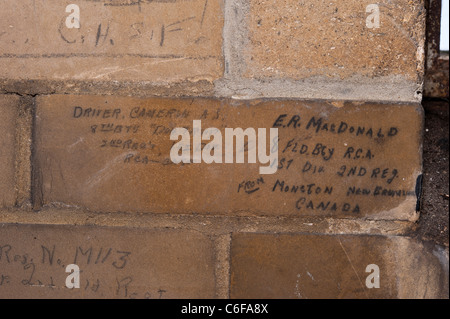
(212, 234, 231, 299)
(13, 96, 33, 208)
(0, 208, 413, 236)
(0, 79, 217, 98)
(0, 78, 422, 103)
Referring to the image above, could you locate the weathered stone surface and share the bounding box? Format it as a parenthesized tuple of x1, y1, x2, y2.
(0, 223, 215, 298)
(230, 233, 448, 299)
(0, 0, 223, 83)
(244, 0, 425, 81)
(217, 0, 426, 102)
(0, 95, 17, 207)
(35, 95, 422, 219)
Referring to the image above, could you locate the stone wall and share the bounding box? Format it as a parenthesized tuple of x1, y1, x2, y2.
(0, 0, 447, 299)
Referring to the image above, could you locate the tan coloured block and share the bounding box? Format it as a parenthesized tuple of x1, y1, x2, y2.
(230, 233, 448, 299)
(245, 0, 425, 81)
(0, 95, 17, 207)
(35, 95, 422, 219)
(0, 223, 215, 298)
(0, 0, 223, 82)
